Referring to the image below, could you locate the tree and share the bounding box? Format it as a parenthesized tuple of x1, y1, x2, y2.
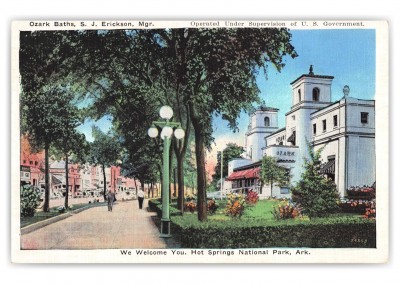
(212, 143, 245, 187)
(154, 28, 297, 221)
(49, 89, 89, 209)
(260, 156, 291, 197)
(29, 29, 297, 221)
(22, 85, 78, 212)
(52, 131, 89, 209)
(291, 142, 340, 218)
(89, 127, 122, 199)
(20, 31, 85, 212)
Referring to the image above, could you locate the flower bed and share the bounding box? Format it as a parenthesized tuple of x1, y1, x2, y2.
(341, 185, 376, 218)
(346, 186, 375, 199)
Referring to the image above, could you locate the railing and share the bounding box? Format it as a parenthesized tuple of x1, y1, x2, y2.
(208, 186, 262, 200)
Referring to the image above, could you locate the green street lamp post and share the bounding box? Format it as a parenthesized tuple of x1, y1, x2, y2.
(148, 106, 185, 238)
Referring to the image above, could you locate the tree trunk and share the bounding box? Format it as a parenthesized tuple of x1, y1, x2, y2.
(102, 164, 107, 200)
(192, 123, 207, 221)
(134, 178, 138, 193)
(270, 179, 273, 198)
(64, 154, 69, 209)
(43, 143, 50, 212)
(176, 156, 184, 212)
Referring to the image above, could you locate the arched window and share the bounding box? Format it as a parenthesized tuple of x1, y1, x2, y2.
(264, 116, 270, 127)
(313, 87, 320, 101)
(298, 89, 301, 103)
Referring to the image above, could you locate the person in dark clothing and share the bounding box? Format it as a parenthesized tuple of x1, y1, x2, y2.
(107, 190, 115, 212)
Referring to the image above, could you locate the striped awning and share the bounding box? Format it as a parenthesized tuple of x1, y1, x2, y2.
(320, 159, 335, 174)
(226, 167, 260, 181)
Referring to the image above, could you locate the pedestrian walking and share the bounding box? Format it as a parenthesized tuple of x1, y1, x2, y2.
(137, 188, 145, 209)
(107, 190, 115, 212)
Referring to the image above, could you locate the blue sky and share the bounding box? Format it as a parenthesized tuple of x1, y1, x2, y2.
(211, 29, 376, 152)
(77, 29, 376, 149)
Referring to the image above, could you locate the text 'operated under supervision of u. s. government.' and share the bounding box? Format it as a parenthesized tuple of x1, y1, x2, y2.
(26, 20, 366, 30)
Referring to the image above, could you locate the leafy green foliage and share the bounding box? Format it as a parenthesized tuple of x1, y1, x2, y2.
(212, 143, 245, 185)
(260, 156, 291, 196)
(170, 215, 376, 248)
(89, 126, 121, 167)
(291, 142, 340, 218)
(20, 28, 297, 222)
(89, 127, 122, 196)
(20, 185, 41, 217)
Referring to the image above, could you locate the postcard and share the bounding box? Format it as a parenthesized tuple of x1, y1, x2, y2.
(11, 20, 389, 263)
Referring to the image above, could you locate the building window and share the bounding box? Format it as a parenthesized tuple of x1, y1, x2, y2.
(333, 115, 338, 127)
(313, 123, 316, 135)
(287, 131, 296, 146)
(312, 87, 320, 101)
(264, 116, 270, 127)
(322, 120, 327, 132)
(361, 112, 369, 124)
(298, 89, 301, 103)
(29, 161, 33, 165)
(280, 187, 290, 194)
(23, 160, 26, 164)
(35, 161, 38, 166)
(292, 115, 295, 121)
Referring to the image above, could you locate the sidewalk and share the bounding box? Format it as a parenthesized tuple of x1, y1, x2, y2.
(20, 199, 180, 249)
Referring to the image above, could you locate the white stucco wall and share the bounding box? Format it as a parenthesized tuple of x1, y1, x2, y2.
(228, 158, 253, 176)
(246, 108, 279, 162)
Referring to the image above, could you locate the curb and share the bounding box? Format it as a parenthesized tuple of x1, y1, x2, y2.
(20, 202, 107, 235)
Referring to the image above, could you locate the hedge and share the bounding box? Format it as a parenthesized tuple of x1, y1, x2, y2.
(148, 198, 182, 217)
(170, 216, 376, 248)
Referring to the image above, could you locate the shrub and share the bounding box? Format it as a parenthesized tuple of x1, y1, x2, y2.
(363, 200, 376, 219)
(339, 199, 370, 214)
(170, 216, 376, 248)
(272, 201, 301, 220)
(20, 185, 41, 217)
(184, 201, 197, 213)
(207, 199, 219, 214)
(57, 206, 66, 213)
(340, 185, 376, 217)
(347, 186, 375, 199)
(245, 190, 259, 205)
(148, 199, 181, 217)
(225, 193, 245, 218)
(291, 142, 340, 218)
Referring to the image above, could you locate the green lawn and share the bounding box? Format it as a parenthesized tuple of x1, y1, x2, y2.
(168, 199, 374, 248)
(172, 199, 363, 227)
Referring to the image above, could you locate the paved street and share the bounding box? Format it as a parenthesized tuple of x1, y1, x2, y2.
(21, 199, 180, 250)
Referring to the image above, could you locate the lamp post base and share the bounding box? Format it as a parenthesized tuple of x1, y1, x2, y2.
(160, 219, 171, 238)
